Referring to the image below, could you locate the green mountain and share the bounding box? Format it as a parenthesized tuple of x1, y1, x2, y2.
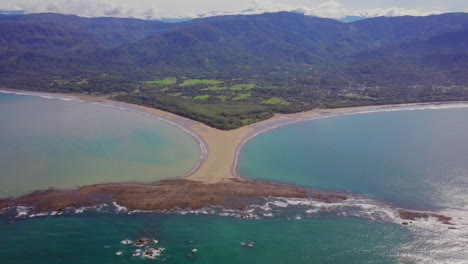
(1, 12, 467, 129)
(0, 13, 178, 47)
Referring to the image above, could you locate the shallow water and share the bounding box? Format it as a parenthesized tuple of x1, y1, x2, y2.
(0, 92, 200, 197)
(240, 108, 468, 210)
(2, 95, 468, 263)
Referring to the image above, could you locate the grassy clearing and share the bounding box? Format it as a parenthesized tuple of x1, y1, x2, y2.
(262, 97, 290, 105)
(194, 95, 211, 100)
(145, 77, 177, 85)
(202, 85, 228, 91)
(181, 79, 222, 86)
(217, 95, 228, 101)
(115, 93, 274, 129)
(232, 92, 251, 101)
(230, 83, 256, 91)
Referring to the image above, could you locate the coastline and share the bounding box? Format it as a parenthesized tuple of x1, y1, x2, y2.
(0, 88, 209, 179)
(0, 88, 464, 228)
(233, 102, 468, 179)
(3, 88, 468, 184)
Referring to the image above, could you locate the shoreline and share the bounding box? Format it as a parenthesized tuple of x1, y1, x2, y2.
(0, 179, 456, 227)
(0, 88, 209, 179)
(232, 101, 468, 179)
(0, 88, 465, 228)
(3, 88, 468, 183)
(0, 179, 458, 229)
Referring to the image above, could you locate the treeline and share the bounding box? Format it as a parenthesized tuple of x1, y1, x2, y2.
(1, 12, 468, 129)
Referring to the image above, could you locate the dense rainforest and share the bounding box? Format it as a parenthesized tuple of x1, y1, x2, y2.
(1, 12, 467, 129)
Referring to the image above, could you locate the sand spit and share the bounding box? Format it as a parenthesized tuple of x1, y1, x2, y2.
(100, 99, 468, 183)
(3, 88, 468, 183)
(115, 99, 468, 183)
(0, 89, 464, 227)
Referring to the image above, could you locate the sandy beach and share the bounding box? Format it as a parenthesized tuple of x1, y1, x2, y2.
(2, 88, 468, 184)
(0, 88, 464, 226)
(109, 98, 468, 183)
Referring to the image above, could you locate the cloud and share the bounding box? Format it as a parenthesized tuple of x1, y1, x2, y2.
(244, 0, 442, 18)
(0, 0, 162, 19)
(0, 0, 447, 19)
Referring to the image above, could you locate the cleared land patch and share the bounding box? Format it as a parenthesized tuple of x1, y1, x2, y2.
(202, 85, 228, 91)
(145, 77, 177, 85)
(262, 97, 290, 105)
(233, 92, 251, 101)
(194, 95, 211, 100)
(181, 79, 222, 86)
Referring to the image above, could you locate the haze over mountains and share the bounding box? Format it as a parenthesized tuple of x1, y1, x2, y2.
(1, 11, 468, 128)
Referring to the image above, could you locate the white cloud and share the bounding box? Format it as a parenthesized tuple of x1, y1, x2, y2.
(0, 0, 162, 18)
(243, 0, 442, 18)
(0, 0, 452, 19)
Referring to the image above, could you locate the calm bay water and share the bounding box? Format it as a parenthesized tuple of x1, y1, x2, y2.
(1, 95, 467, 263)
(240, 108, 468, 210)
(0, 92, 200, 197)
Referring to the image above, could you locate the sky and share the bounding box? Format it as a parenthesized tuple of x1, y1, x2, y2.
(0, 0, 467, 19)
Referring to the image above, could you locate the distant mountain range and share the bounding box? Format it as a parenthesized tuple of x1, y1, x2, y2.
(1, 11, 467, 129)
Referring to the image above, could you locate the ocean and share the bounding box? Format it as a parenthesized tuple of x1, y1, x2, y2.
(1, 93, 467, 263)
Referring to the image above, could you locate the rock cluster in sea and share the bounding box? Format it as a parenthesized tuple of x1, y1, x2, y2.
(117, 238, 165, 259)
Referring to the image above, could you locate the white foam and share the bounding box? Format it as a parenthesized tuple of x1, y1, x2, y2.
(75, 207, 85, 214)
(112, 202, 128, 213)
(399, 208, 468, 263)
(254, 196, 468, 263)
(120, 239, 133, 245)
(36, 212, 48, 217)
(14, 206, 32, 218)
(0, 90, 85, 103)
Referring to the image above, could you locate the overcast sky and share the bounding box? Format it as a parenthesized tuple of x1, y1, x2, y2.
(1, 0, 467, 19)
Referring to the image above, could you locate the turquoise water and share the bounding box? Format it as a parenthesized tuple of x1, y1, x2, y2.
(0, 92, 200, 198)
(240, 108, 468, 210)
(1, 96, 468, 263)
(0, 213, 412, 264)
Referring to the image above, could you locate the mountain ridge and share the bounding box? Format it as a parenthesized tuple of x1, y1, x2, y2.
(1, 11, 467, 129)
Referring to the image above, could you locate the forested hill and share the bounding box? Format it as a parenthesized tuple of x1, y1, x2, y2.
(1, 12, 468, 129)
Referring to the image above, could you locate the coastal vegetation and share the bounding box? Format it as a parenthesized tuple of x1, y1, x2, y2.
(181, 79, 223, 86)
(145, 77, 177, 85)
(262, 97, 290, 105)
(194, 95, 210, 100)
(1, 12, 468, 129)
(232, 92, 251, 101)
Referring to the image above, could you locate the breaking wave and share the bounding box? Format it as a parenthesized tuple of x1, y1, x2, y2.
(1, 194, 466, 263)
